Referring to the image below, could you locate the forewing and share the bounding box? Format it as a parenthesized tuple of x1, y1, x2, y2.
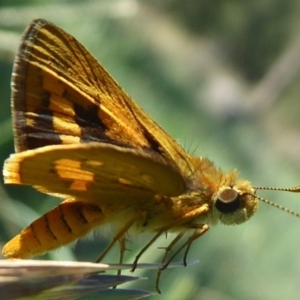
(12, 19, 193, 175)
(3, 143, 186, 204)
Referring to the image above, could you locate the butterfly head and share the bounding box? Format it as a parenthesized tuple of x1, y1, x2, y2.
(213, 181, 258, 225)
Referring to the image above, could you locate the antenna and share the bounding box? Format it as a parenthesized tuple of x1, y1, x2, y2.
(252, 185, 300, 218)
(253, 186, 300, 193)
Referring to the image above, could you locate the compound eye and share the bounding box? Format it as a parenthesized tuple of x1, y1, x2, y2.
(215, 187, 241, 214)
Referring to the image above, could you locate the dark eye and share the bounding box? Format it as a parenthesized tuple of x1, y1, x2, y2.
(215, 188, 241, 214)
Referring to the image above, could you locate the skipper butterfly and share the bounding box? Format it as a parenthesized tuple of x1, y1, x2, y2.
(3, 19, 300, 292)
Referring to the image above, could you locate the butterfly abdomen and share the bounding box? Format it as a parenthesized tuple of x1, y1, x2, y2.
(2, 200, 105, 258)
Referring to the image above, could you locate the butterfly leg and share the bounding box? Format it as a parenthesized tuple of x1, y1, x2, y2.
(131, 229, 165, 272)
(154, 233, 185, 293)
(131, 203, 209, 272)
(111, 237, 128, 289)
(116, 237, 128, 277)
(162, 224, 209, 270)
(118, 237, 127, 266)
(182, 225, 209, 265)
(96, 212, 143, 263)
(158, 232, 185, 267)
(155, 224, 209, 293)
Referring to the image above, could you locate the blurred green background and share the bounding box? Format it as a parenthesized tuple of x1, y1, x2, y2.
(1, 1, 300, 299)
